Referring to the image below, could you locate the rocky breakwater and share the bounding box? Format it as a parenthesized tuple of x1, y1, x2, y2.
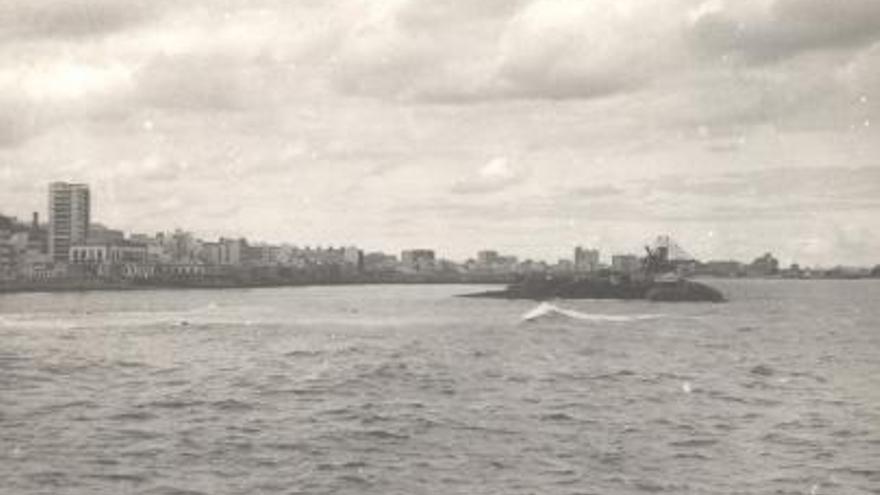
(462, 274, 725, 302)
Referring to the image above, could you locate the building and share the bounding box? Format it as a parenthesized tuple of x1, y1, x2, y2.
(249, 244, 283, 266)
(88, 224, 125, 244)
(574, 246, 600, 272)
(199, 241, 221, 265)
(70, 241, 148, 265)
(698, 260, 744, 277)
(48, 182, 90, 263)
(16, 250, 55, 280)
(342, 246, 364, 273)
(155, 263, 209, 278)
(477, 250, 499, 266)
(69, 241, 151, 279)
(363, 252, 398, 273)
(553, 259, 575, 274)
(469, 250, 518, 274)
(156, 230, 202, 263)
(129, 233, 165, 263)
(0, 229, 13, 280)
(401, 249, 436, 272)
(518, 259, 548, 274)
(27, 212, 47, 254)
(611, 254, 641, 274)
(748, 253, 780, 277)
(218, 237, 245, 266)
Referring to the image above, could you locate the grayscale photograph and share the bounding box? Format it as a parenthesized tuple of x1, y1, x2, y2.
(1, 1, 878, 494)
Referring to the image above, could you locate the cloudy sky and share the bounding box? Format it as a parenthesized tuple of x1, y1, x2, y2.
(1, 0, 878, 265)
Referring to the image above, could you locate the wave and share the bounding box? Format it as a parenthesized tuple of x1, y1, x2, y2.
(521, 302, 663, 323)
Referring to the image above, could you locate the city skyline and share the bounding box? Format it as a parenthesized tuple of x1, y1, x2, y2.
(1, 1, 879, 265)
(0, 182, 861, 271)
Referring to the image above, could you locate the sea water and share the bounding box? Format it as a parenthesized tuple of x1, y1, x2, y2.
(0, 281, 878, 494)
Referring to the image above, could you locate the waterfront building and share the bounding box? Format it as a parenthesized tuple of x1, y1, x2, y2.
(401, 249, 436, 273)
(156, 230, 202, 263)
(0, 215, 55, 280)
(129, 233, 165, 263)
(218, 237, 246, 265)
(747, 253, 780, 277)
(0, 228, 13, 280)
(70, 241, 148, 264)
(88, 224, 125, 244)
(470, 250, 518, 274)
(155, 263, 209, 278)
(16, 250, 55, 280)
(200, 241, 222, 265)
(698, 260, 744, 277)
(69, 241, 151, 279)
(249, 244, 283, 266)
(574, 246, 600, 272)
(342, 246, 364, 273)
(518, 259, 548, 274)
(363, 252, 398, 273)
(48, 182, 90, 263)
(553, 259, 575, 274)
(611, 254, 641, 274)
(27, 212, 47, 254)
(477, 250, 499, 266)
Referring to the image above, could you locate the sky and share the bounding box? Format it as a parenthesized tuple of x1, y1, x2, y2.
(0, 0, 878, 266)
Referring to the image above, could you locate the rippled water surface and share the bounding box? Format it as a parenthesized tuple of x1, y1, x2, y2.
(1, 281, 878, 494)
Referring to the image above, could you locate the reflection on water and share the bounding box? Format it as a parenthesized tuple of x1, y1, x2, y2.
(1, 281, 878, 494)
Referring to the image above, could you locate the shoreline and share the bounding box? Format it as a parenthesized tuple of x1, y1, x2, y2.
(0, 278, 509, 295)
(2, 274, 877, 296)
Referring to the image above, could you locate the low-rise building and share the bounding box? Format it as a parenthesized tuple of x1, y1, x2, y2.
(574, 246, 600, 272)
(477, 250, 499, 266)
(747, 253, 779, 277)
(218, 237, 245, 266)
(611, 254, 641, 274)
(88, 224, 125, 244)
(129, 233, 165, 264)
(69, 241, 150, 279)
(553, 259, 575, 274)
(0, 229, 14, 280)
(70, 241, 148, 264)
(363, 252, 399, 273)
(155, 263, 209, 278)
(698, 260, 744, 277)
(200, 241, 222, 265)
(401, 249, 436, 273)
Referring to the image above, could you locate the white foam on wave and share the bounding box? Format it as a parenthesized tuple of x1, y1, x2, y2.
(188, 302, 221, 313)
(521, 302, 663, 323)
(0, 314, 80, 331)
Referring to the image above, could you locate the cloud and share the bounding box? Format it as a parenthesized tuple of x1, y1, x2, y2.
(1, 0, 879, 265)
(0, 99, 35, 147)
(450, 157, 528, 194)
(329, 1, 503, 101)
(134, 54, 254, 112)
(640, 166, 880, 220)
(0, 59, 135, 148)
(330, 0, 693, 103)
(0, 0, 160, 41)
(688, 0, 880, 62)
(494, 0, 685, 100)
(567, 185, 625, 199)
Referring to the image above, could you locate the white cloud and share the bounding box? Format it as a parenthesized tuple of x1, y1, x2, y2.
(687, 0, 880, 62)
(495, 0, 687, 99)
(451, 157, 529, 194)
(0, 0, 879, 264)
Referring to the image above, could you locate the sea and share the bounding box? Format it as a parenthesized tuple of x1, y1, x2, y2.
(0, 280, 878, 495)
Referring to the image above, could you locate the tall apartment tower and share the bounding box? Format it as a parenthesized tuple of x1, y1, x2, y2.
(48, 182, 90, 263)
